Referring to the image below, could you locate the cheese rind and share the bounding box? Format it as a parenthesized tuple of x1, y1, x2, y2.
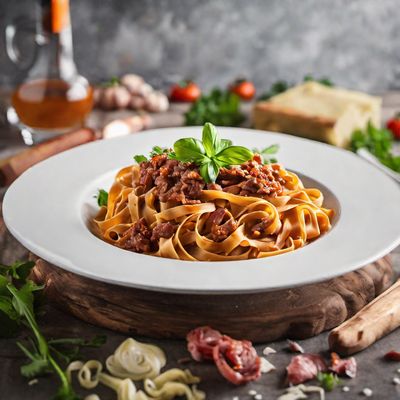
(253, 82, 382, 147)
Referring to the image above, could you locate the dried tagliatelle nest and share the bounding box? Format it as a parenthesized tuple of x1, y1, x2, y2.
(67, 338, 205, 400)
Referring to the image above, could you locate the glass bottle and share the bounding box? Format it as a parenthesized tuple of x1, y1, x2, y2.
(7, 0, 93, 145)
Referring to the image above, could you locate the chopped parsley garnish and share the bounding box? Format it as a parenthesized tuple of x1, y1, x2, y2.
(317, 371, 340, 392)
(0, 260, 106, 400)
(96, 189, 108, 207)
(253, 144, 279, 164)
(351, 122, 400, 173)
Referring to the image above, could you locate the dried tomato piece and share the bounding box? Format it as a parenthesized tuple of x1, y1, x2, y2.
(212, 336, 261, 385)
(384, 350, 400, 361)
(186, 326, 222, 362)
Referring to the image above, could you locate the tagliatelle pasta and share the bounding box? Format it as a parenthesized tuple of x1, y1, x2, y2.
(67, 339, 204, 400)
(106, 338, 166, 380)
(94, 156, 333, 261)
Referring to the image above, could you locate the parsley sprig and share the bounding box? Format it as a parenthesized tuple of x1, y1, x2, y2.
(96, 189, 108, 207)
(317, 371, 341, 392)
(0, 261, 106, 400)
(253, 144, 279, 164)
(185, 88, 245, 126)
(351, 122, 400, 172)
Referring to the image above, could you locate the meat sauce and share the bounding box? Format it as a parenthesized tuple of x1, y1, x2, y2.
(124, 153, 286, 252)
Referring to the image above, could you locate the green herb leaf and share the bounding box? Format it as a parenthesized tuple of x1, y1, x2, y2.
(261, 144, 279, 154)
(317, 371, 340, 392)
(202, 122, 221, 157)
(134, 155, 148, 164)
(258, 81, 291, 101)
(185, 88, 245, 127)
(17, 341, 51, 378)
(304, 74, 334, 87)
(351, 122, 400, 172)
(173, 138, 207, 163)
(253, 144, 279, 164)
(200, 163, 211, 184)
(220, 139, 233, 150)
(0, 260, 36, 283)
(216, 146, 253, 166)
(96, 189, 108, 208)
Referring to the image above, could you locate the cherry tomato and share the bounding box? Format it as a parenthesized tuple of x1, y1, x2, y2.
(229, 79, 256, 101)
(169, 80, 201, 103)
(386, 115, 400, 140)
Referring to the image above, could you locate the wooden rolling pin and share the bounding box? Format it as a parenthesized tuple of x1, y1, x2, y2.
(329, 279, 400, 355)
(0, 128, 96, 187)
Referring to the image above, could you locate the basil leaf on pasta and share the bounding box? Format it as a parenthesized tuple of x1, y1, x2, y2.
(216, 146, 253, 165)
(219, 139, 233, 152)
(173, 138, 207, 163)
(199, 163, 211, 183)
(134, 155, 148, 164)
(202, 122, 220, 157)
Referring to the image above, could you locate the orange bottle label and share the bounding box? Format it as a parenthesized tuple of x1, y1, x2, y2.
(51, 0, 70, 33)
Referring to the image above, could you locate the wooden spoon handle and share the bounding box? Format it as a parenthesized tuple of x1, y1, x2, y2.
(329, 279, 400, 355)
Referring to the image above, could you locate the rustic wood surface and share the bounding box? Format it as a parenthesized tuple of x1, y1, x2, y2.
(0, 92, 399, 399)
(32, 256, 393, 343)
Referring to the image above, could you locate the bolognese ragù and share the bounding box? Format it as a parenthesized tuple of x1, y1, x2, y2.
(94, 123, 333, 261)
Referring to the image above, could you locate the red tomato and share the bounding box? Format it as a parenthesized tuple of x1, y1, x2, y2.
(386, 116, 400, 140)
(169, 81, 201, 102)
(229, 79, 256, 101)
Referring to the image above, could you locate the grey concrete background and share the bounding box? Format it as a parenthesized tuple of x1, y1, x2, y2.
(1, 0, 400, 93)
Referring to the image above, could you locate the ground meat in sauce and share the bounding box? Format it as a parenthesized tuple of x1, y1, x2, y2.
(137, 154, 205, 204)
(151, 222, 177, 242)
(135, 153, 286, 204)
(124, 219, 177, 252)
(205, 208, 238, 242)
(124, 218, 153, 253)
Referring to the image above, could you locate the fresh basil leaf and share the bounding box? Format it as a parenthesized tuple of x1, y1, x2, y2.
(134, 155, 148, 164)
(173, 138, 207, 163)
(219, 139, 233, 152)
(216, 146, 253, 165)
(202, 123, 221, 157)
(199, 163, 211, 183)
(96, 189, 108, 208)
(207, 160, 220, 183)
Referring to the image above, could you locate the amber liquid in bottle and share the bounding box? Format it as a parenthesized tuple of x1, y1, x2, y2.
(10, 0, 93, 143)
(12, 79, 93, 131)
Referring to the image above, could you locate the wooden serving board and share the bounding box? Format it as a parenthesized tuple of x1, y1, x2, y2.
(32, 256, 393, 343)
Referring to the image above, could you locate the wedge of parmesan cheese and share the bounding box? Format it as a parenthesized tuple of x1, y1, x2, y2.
(252, 81, 381, 148)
